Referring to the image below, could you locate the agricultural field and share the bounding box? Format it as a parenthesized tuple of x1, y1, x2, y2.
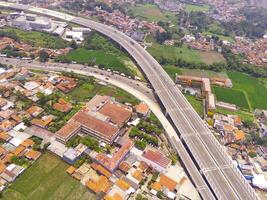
(1, 153, 95, 200)
(212, 86, 251, 110)
(0, 27, 69, 49)
(128, 3, 176, 23)
(228, 72, 267, 110)
(185, 3, 210, 12)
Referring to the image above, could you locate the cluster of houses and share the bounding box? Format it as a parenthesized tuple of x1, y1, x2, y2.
(231, 37, 267, 67)
(80, 7, 165, 43)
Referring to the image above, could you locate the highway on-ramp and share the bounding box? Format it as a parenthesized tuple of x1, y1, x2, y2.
(0, 2, 259, 200)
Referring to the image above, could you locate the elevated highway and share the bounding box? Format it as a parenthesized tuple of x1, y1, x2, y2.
(0, 2, 259, 199)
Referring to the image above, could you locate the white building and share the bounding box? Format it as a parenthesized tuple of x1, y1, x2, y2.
(65, 31, 84, 43)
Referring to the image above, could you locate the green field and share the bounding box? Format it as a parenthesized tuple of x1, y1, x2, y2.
(185, 4, 210, 12)
(63, 48, 134, 76)
(1, 153, 95, 200)
(148, 42, 225, 65)
(213, 86, 251, 110)
(163, 65, 182, 80)
(203, 31, 235, 43)
(0, 27, 69, 49)
(185, 94, 204, 117)
(68, 82, 139, 105)
(228, 72, 267, 110)
(128, 3, 176, 23)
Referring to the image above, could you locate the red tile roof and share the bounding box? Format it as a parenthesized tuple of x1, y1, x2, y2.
(142, 150, 171, 169)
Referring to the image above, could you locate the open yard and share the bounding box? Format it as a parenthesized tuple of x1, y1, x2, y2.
(1, 153, 95, 200)
(0, 27, 69, 49)
(128, 3, 176, 23)
(228, 72, 267, 110)
(212, 86, 251, 110)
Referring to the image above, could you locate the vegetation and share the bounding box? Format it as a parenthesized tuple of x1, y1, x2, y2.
(214, 108, 254, 123)
(39, 50, 49, 62)
(184, 94, 204, 117)
(129, 127, 158, 146)
(66, 135, 101, 152)
(212, 86, 251, 110)
(128, 3, 176, 23)
(57, 33, 136, 76)
(1, 153, 95, 200)
(185, 4, 210, 13)
(0, 27, 69, 49)
(228, 72, 267, 110)
(134, 140, 147, 150)
(11, 156, 30, 168)
(163, 65, 182, 80)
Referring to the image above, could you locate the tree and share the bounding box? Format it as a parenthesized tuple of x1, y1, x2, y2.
(22, 117, 31, 127)
(39, 50, 49, 62)
(70, 40, 78, 49)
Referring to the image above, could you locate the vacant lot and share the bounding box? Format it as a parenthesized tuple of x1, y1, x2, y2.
(1, 153, 95, 200)
(0, 27, 69, 49)
(129, 3, 176, 23)
(200, 51, 226, 65)
(213, 86, 251, 110)
(228, 72, 267, 110)
(215, 107, 254, 123)
(185, 4, 210, 12)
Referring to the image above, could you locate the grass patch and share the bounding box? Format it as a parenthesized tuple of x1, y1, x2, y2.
(68, 82, 139, 105)
(63, 48, 134, 76)
(163, 65, 182, 80)
(228, 72, 267, 110)
(1, 153, 95, 200)
(128, 3, 176, 23)
(148, 43, 202, 63)
(203, 31, 235, 43)
(212, 86, 250, 110)
(184, 94, 204, 117)
(0, 27, 69, 49)
(180, 67, 228, 79)
(185, 4, 210, 12)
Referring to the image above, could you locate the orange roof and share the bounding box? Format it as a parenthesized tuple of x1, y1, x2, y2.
(135, 102, 149, 115)
(25, 150, 41, 160)
(66, 166, 76, 175)
(12, 145, 26, 156)
(118, 161, 131, 173)
(31, 116, 53, 128)
(151, 182, 162, 191)
(98, 102, 132, 126)
(132, 169, 144, 181)
(104, 193, 123, 200)
(224, 124, 234, 133)
(72, 172, 82, 181)
(235, 130, 245, 141)
(91, 163, 112, 178)
(0, 153, 12, 164)
(115, 179, 130, 191)
(21, 139, 34, 147)
(53, 98, 72, 113)
(138, 161, 149, 172)
(26, 106, 43, 116)
(86, 176, 111, 194)
(234, 116, 242, 126)
(0, 132, 11, 141)
(159, 174, 177, 191)
(0, 164, 6, 174)
(179, 177, 187, 185)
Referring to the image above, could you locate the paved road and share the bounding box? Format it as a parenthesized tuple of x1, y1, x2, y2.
(0, 2, 259, 199)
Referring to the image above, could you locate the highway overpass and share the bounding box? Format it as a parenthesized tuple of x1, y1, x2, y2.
(0, 2, 259, 200)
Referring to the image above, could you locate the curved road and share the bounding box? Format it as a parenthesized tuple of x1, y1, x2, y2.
(0, 2, 259, 200)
